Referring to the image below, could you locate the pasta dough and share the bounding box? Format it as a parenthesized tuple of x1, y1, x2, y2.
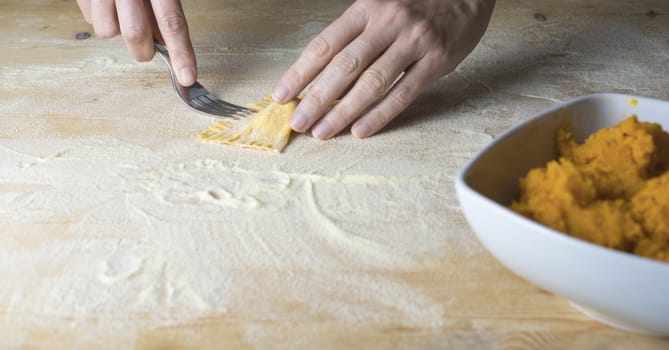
(198, 96, 298, 153)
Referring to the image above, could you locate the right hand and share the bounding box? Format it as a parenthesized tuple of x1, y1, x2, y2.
(77, 0, 197, 86)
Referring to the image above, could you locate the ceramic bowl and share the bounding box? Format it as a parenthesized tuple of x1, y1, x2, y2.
(455, 93, 669, 336)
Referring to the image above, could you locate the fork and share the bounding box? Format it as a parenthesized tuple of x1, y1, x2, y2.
(154, 43, 253, 118)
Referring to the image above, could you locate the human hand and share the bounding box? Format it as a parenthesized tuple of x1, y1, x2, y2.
(76, 0, 197, 86)
(272, 0, 495, 139)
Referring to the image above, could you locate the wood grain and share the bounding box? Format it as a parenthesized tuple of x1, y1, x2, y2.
(1, 0, 669, 349)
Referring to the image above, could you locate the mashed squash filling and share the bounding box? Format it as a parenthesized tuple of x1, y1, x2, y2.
(511, 116, 669, 263)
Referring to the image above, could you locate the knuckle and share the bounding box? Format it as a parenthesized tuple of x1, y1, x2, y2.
(389, 84, 415, 107)
(372, 1, 411, 27)
(169, 50, 195, 66)
(346, 0, 373, 23)
(327, 108, 354, 128)
(386, 1, 409, 21)
(332, 51, 360, 75)
(426, 50, 452, 73)
(369, 110, 389, 127)
(122, 24, 147, 43)
(286, 66, 306, 87)
(306, 88, 327, 110)
(410, 19, 434, 41)
(159, 11, 188, 35)
(414, 19, 432, 35)
(306, 35, 331, 58)
(360, 68, 389, 96)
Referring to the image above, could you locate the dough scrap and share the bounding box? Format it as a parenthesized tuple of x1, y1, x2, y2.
(198, 96, 298, 153)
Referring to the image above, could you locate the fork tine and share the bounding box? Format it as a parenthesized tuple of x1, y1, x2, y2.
(196, 96, 241, 113)
(201, 97, 254, 118)
(191, 97, 236, 116)
(199, 94, 243, 113)
(154, 42, 253, 119)
(203, 93, 254, 113)
(185, 88, 254, 118)
(192, 95, 255, 119)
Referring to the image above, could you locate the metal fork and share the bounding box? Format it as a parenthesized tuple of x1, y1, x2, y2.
(154, 43, 253, 118)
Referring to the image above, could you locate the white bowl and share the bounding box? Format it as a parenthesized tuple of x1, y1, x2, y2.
(455, 93, 669, 336)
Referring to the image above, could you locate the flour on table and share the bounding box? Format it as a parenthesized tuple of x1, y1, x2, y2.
(0, 136, 457, 330)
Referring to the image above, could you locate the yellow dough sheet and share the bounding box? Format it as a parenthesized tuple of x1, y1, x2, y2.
(198, 96, 299, 153)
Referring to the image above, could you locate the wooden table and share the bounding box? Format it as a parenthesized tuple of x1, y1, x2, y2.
(1, 0, 668, 349)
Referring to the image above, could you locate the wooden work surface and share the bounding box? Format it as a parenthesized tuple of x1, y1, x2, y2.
(1, 0, 669, 349)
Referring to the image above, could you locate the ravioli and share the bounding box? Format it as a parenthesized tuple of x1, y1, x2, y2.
(198, 96, 298, 153)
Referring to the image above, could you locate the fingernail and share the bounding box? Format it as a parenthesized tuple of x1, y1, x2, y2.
(312, 120, 333, 140)
(179, 67, 195, 86)
(272, 85, 289, 102)
(291, 109, 308, 131)
(352, 122, 371, 138)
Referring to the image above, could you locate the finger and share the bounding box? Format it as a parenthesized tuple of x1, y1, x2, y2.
(271, 5, 367, 103)
(144, 0, 163, 44)
(90, 0, 119, 38)
(150, 0, 197, 86)
(77, 0, 92, 24)
(115, 0, 155, 61)
(351, 57, 440, 138)
(291, 28, 395, 135)
(311, 41, 420, 140)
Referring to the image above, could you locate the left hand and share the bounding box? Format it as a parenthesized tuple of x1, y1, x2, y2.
(271, 0, 496, 139)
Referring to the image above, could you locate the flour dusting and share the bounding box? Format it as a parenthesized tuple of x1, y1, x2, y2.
(0, 136, 470, 332)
